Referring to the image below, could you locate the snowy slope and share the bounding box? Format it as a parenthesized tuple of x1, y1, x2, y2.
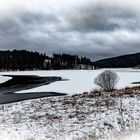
(0, 94, 140, 140)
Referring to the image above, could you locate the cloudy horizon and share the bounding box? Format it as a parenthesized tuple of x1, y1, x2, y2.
(0, 0, 140, 60)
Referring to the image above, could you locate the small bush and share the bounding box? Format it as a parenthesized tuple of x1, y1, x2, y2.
(94, 70, 119, 91)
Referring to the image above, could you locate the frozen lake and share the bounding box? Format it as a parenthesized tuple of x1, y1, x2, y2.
(0, 68, 139, 103)
(0, 75, 65, 104)
(0, 68, 140, 94)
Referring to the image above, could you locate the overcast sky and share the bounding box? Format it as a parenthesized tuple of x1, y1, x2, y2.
(0, 0, 140, 60)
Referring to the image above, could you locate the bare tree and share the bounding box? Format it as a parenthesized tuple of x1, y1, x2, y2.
(94, 70, 119, 91)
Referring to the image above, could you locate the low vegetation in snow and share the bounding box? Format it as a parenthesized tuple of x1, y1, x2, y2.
(0, 86, 140, 140)
(94, 70, 119, 92)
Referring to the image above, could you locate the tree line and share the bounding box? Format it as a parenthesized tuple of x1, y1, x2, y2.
(0, 50, 47, 70)
(44, 53, 93, 70)
(0, 50, 93, 71)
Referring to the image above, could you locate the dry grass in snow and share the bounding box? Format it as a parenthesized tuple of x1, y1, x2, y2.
(0, 87, 140, 140)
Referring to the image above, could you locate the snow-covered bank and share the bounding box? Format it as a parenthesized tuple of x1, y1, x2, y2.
(0, 75, 11, 84)
(0, 92, 140, 140)
(0, 68, 140, 95)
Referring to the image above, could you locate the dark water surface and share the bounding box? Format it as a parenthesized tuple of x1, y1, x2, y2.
(0, 75, 66, 104)
(132, 82, 140, 84)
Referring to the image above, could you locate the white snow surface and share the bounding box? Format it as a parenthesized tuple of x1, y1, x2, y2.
(0, 94, 140, 140)
(0, 68, 140, 95)
(0, 69, 140, 140)
(0, 75, 11, 84)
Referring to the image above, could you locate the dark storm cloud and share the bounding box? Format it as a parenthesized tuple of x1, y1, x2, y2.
(0, 11, 58, 37)
(67, 5, 139, 32)
(0, 10, 61, 51)
(0, 1, 140, 60)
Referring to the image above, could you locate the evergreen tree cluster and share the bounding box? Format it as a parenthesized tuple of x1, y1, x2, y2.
(0, 50, 46, 70)
(0, 50, 93, 70)
(45, 53, 93, 70)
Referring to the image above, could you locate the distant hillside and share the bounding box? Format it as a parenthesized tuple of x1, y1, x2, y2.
(94, 52, 140, 68)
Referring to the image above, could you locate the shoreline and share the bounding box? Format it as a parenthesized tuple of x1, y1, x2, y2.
(0, 75, 66, 104)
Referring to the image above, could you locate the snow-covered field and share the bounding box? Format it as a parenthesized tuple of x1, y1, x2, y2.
(0, 92, 140, 140)
(0, 68, 140, 95)
(0, 68, 140, 140)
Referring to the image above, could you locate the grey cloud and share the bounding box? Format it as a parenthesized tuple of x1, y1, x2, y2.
(67, 4, 139, 32)
(0, 10, 62, 51)
(0, 11, 59, 35)
(0, 1, 140, 61)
